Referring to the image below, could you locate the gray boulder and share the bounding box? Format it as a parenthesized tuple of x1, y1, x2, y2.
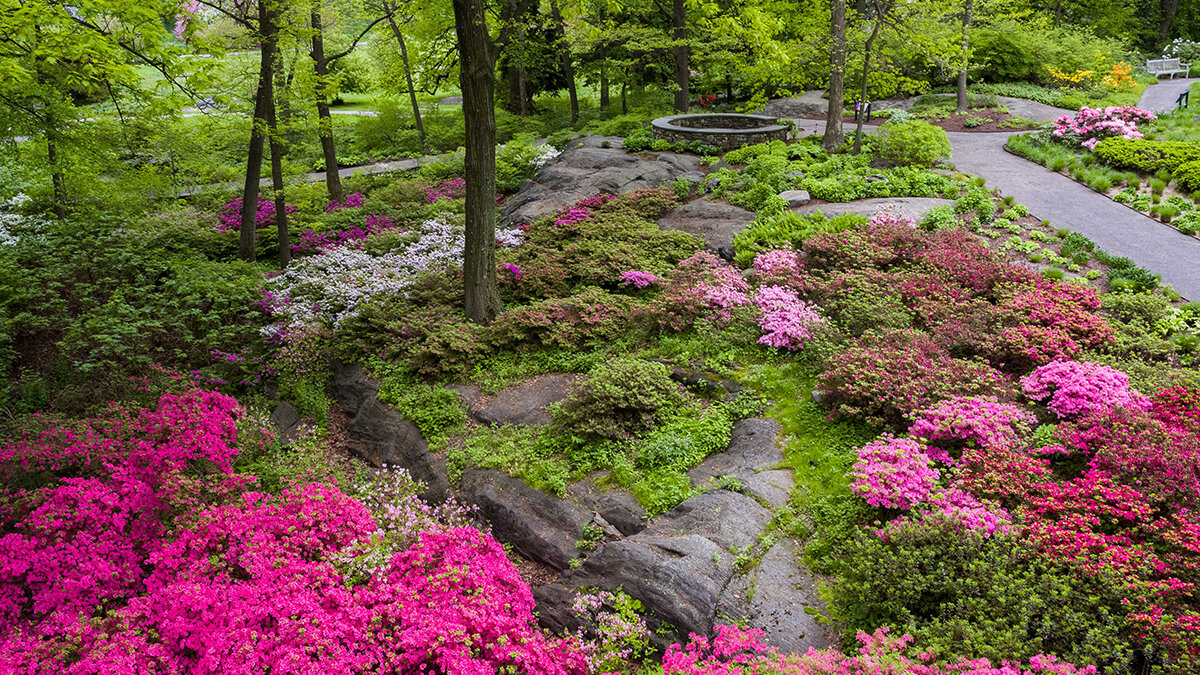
(461, 468, 592, 571)
(270, 401, 302, 444)
(538, 490, 772, 641)
(657, 196, 755, 252)
(716, 539, 838, 653)
(779, 189, 811, 207)
(688, 418, 785, 485)
(793, 196, 953, 222)
(331, 360, 378, 414)
(346, 397, 448, 501)
(472, 374, 574, 426)
(500, 139, 703, 226)
(567, 479, 648, 537)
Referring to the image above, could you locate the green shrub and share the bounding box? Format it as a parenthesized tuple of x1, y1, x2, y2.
(1150, 177, 1168, 195)
(553, 359, 684, 440)
(732, 212, 868, 266)
(623, 128, 654, 152)
(877, 120, 952, 167)
(830, 521, 1134, 666)
(1093, 137, 1200, 174)
(1174, 159, 1200, 194)
(378, 382, 467, 450)
(918, 205, 958, 231)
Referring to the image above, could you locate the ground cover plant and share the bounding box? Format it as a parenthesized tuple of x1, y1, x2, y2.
(6, 110, 1200, 675)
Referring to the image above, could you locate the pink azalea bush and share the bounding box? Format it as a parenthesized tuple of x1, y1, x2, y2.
(0, 387, 589, 674)
(325, 192, 366, 212)
(218, 195, 297, 232)
(1020, 360, 1146, 419)
(619, 270, 660, 288)
(867, 208, 917, 229)
(849, 435, 940, 509)
(654, 251, 752, 330)
(753, 285, 825, 350)
(1051, 106, 1156, 150)
(908, 395, 1038, 458)
(752, 249, 805, 287)
(291, 213, 402, 256)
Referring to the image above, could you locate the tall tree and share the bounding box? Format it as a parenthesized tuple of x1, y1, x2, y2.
(377, 0, 427, 148)
(956, 0, 973, 113)
(823, 0, 848, 150)
(237, 0, 276, 261)
(672, 0, 689, 111)
(550, 0, 580, 124)
(309, 3, 386, 204)
(452, 0, 502, 323)
(853, 0, 893, 154)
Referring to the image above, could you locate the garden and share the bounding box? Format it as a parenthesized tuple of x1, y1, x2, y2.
(7, 0, 1200, 674)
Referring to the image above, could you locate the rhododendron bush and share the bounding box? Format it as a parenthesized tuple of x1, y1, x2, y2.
(0, 388, 588, 674)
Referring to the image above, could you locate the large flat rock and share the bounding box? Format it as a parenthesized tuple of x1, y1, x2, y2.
(470, 374, 574, 426)
(688, 418, 785, 485)
(794, 197, 953, 223)
(501, 137, 703, 226)
(716, 539, 838, 653)
(657, 197, 755, 252)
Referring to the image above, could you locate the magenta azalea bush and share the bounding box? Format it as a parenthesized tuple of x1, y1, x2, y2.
(425, 178, 466, 203)
(908, 395, 1038, 457)
(0, 387, 589, 674)
(849, 435, 940, 509)
(753, 285, 825, 350)
(218, 195, 297, 232)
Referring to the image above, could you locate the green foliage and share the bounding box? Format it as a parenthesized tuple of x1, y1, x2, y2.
(876, 120, 952, 168)
(449, 425, 572, 496)
(1093, 137, 1200, 174)
(830, 522, 1134, 666)
(918, 205, 958, 231)
(733, 212, 867, 266)
(1174, 160, 1200, 195)
(554, 359, 683, 440)
(378, 379, 467, 451)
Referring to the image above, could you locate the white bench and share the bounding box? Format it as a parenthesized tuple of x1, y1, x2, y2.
(1148, 58, 1192, 79)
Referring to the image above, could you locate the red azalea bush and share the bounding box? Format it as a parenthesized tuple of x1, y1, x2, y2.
(818, 328, 1013, 427)
(0, 387, 589, 674)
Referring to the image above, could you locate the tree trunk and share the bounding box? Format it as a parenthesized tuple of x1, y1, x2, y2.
(672, 0, 689, 112)
(388, 15, 426, 148)
(599, 30, 610, 110)
(1054, 0, 1062, 27)
(622, 82, 627, 114)
(452, 0, 502, 324)
(550, 0, 578, 125)
(853, 18, 881, 155)
(502, 0, 531, 116)
(311, 6, 345, 204)
(239, 14, 275, 262)
(274, 48, 291, 123)
(1159, 0, 1181, 48)
(46, 137, 66, 219)
(822, 0, 847, 150)
(268, 89, 290, 268)
(956, 0, 973, 113)
(725, 73, 733, 103)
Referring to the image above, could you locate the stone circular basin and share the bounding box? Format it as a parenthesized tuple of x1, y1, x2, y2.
(650, 113, 789, 150)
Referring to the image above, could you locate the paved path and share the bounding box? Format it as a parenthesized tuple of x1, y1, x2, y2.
(1140, 78, 1200, 113)
(795, 118, 1200, 300)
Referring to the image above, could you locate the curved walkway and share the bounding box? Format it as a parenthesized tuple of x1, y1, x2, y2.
(1140, 78, 1200, 113)
(794, 118, 1200, 300)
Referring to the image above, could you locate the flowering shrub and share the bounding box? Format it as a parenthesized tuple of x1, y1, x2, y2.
(0, 390, 590, 673)
(325, 192, 365, 212)
(1051, 106, 1155, 151)
(753, 285, 825, 350)
(661, 624, 1096, 674)
(217, 194, 297, 232)
(572, 590, 652, 672)
(262, 217, 463, 331)
(867, 208, 917, 229)
(850, 435, 940, 509)
(425, 178, 466, 203)
(654, 251, 751, 330)
(752, 249, 805, 287)
(908, 395, 1038, 456)
(291, 213, 402, 256)
(819, 329, 1013, 427)
(619, 270, 660, 288)
(1020, 360, 1145, 419)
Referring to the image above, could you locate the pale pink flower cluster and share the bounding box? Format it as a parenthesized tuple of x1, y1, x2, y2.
(849, 435, 940, 510)
(753, 285, 825, 350)
(1021, 360, 1148, 419)
(867, 208, 917, 229)
(879, 489, 1013, 539)
(752, 249, 804, 286)
(1052, 106, 1155, 150)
